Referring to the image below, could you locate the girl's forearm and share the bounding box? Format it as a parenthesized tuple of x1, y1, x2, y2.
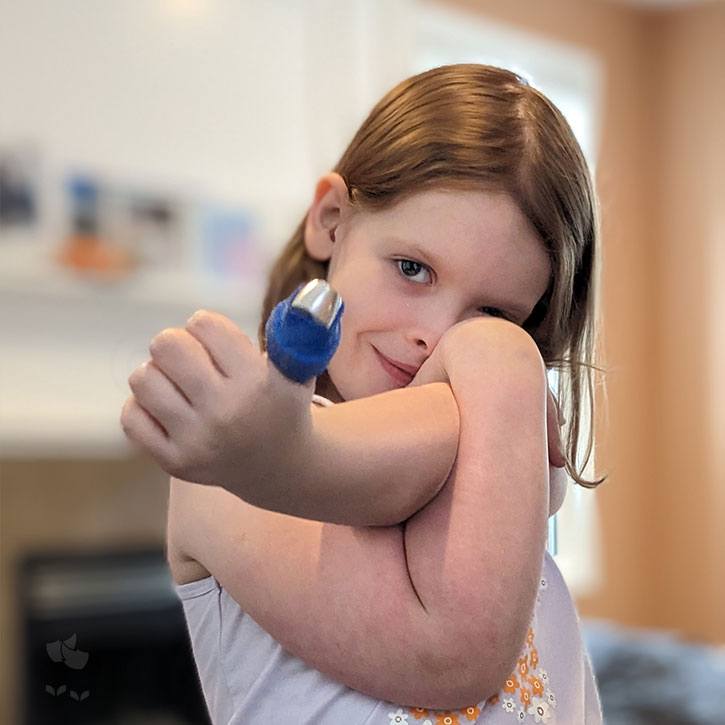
(235, 382, 461, 527)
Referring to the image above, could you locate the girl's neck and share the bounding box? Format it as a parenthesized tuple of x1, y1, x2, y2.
(315, 371, 344, 403)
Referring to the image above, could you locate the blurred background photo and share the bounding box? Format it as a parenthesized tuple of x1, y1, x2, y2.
(1, 1, 724, 723)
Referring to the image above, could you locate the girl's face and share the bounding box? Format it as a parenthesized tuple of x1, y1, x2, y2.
(306, 186, 551, 403)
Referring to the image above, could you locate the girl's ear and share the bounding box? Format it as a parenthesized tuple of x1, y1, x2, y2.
(304, 172, 351, 261)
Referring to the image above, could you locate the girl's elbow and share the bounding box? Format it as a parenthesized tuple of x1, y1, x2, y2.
(440, 318, 545, 386)
(405, 647, 507, 711)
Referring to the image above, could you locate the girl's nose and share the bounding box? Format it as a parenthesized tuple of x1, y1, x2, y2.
(405, 308, 463, 353)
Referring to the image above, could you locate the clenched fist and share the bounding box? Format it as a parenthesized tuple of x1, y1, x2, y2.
(120, 309, 314, 487)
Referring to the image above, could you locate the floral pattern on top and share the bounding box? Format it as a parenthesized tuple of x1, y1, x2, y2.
(383, 570, 556, 723)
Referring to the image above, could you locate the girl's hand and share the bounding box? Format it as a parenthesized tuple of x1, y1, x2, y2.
(120, 310, 313, 486)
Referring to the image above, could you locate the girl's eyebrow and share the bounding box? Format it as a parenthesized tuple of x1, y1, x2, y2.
(385, 236, 533, 320)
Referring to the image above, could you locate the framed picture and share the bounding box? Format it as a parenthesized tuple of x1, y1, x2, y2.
(0, 144, 40, 232)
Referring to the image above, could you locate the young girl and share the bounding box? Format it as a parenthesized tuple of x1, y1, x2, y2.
(121, 64, 605, 723)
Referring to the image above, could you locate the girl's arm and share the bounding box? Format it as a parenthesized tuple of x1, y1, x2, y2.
(123, 308, 459, 528)
(237, 380, 461, 526)
(168, 317, 550, 709)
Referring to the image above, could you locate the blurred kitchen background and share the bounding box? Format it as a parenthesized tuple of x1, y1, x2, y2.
(1, 1, 724, 723)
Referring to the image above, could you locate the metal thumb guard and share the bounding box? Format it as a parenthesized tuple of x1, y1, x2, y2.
(265, 279, 344, 384)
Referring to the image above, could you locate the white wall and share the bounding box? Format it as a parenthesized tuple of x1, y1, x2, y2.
(0, 0, 416, 455)
(0, 0, 419, 245)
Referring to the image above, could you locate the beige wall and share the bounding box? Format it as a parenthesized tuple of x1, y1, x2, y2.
(649, 6, 725, 643)
(444, 0, 725, 641)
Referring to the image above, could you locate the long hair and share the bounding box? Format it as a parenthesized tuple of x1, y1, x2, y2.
(258, 64, 606, 488)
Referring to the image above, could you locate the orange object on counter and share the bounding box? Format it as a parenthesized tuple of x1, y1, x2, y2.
(56, 233, 137, 280)
(56, 174, 137, 281)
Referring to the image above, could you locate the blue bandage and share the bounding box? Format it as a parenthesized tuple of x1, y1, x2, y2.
(265, 281, 344, 384)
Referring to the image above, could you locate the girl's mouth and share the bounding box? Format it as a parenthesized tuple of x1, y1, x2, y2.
(373, 347, 414, 386)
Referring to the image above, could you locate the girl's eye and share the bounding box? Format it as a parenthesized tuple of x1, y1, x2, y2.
(395, 259, 512, 322)
(396, 259, 431, 284)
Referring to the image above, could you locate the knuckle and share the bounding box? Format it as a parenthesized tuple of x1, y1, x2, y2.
(188, 309, 247, 344)
(186, 309, 215, 329)
(127, 363, 147, 388)
(149, 328, 178, 356)
(119, 405, 131, 433)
